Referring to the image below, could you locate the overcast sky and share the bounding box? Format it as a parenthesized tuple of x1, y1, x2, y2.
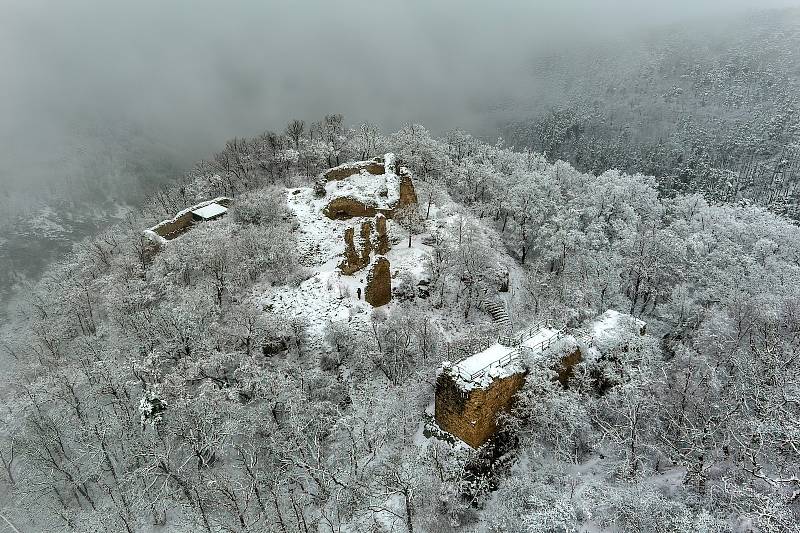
(1, 0, 799, 196)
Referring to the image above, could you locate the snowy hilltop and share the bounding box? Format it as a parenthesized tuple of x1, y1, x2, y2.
(1, 117, 799, 532)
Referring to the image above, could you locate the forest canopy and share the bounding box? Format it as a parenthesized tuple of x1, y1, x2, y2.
(0, 116, 798, 532)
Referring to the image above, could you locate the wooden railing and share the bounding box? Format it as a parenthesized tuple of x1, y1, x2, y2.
(452, 327, 564, 382)
(497, 321, 551, 347)
(520, 330, 563, 357)
(444, 319, 607, 385)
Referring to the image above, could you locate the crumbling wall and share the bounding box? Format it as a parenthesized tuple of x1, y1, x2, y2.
(339, 220, 375, 275)
(556, 347, 583, 388)
(365, 256, 392, 307)
(435, 370, 526, 448)
(323, 197, 393, 220)
(145, 197, 232, 243)
(398, 169, 418, 207)
(323, 160, 385, 181)
(322, 162, 418, 220)
(152, 212, 195, 239)
(375, 214, 390, 255)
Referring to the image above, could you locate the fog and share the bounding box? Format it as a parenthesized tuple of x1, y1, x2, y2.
(1, 0, 798, 200)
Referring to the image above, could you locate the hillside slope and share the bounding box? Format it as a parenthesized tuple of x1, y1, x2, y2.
(0, 122, 799, 532)
(503, 8, 800, 218)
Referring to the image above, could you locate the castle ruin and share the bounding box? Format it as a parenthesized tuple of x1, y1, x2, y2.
(435, 311, 647, 448)
(319, 154, 418, 308)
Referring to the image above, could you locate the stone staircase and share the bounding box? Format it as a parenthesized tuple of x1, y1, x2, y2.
(481, 298, 511, 330)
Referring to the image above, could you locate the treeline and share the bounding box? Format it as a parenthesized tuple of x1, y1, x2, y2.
(503, 9, 800, 218)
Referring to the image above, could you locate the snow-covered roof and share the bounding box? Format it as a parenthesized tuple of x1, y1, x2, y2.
(192, 202, 228, 220)
(144, 196, 231, 244)
(457, 343, 515, 378)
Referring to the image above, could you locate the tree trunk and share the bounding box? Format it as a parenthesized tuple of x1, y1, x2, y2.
(403, 488, 414, 533)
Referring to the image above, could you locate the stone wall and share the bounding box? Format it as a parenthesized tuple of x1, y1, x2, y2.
(323, 197, 394, 220)
(434, 370, 526, 448)
(323, 161, 385, 181)
(398, 169, 418, 207)
(322, 163, 418, 221)
(151, 211, 195, 240)
(365, 256, 392, 307)
(434, 339, 584, 448)
(556, 347, 583, 388)
(375, 214, 390, 255)
(340, 220, 375, 275)
(146, 197, 233, 242)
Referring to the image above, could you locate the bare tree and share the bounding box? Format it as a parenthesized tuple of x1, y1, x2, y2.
(285, 119, 306, 150)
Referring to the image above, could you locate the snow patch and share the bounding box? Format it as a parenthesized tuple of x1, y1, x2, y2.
(588, 309, 646, 353)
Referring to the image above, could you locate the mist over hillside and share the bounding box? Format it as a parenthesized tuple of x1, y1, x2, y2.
(2, 4, 800, 304)
(2, 3, 800, 532)
(502, 9, 800, 214)
(2, 1, 798, 205)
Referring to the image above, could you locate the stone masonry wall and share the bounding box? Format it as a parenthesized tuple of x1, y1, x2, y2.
(340, 220, 375, 275)
(323, 164, 418, 220)
(398, 170, 418, 207)
(323, 160, 385, 181)
(365, 256, 392, 307)
(556, 347, 583, 389)
(435, 370, 526, 448)
(375, 214, 390, 255)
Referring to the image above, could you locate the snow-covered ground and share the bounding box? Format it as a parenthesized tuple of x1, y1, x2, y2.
(386, 233, 433, 281)
(265, 182, 436, 345)
(588, 309, 646, 353)
(323, 153, 401, 210)
(324, 170, 399, 210)
(258, 270, 373, 338)
(286, 186, 348, 266)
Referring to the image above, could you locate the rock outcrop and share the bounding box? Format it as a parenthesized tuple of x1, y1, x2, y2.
(365, 256, 392, 307)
